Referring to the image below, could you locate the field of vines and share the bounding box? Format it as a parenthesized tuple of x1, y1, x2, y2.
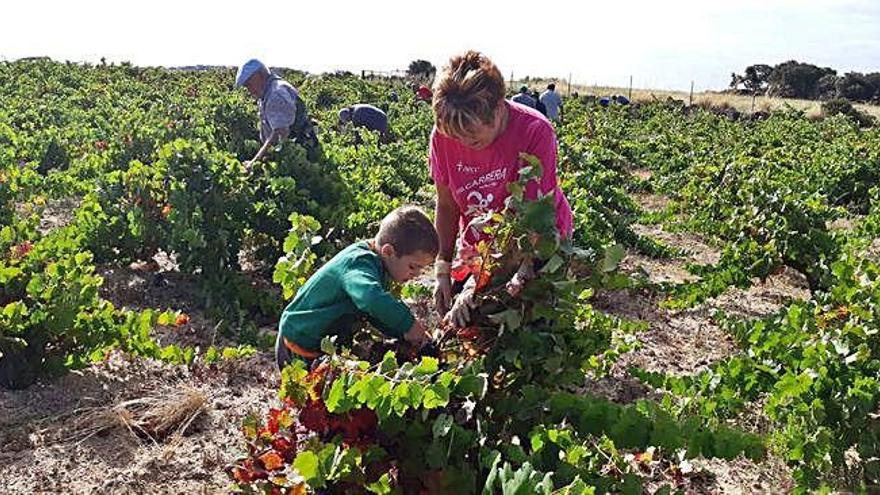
(3, 59, 880, 494)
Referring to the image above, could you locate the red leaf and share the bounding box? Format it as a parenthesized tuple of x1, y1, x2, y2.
(451, 263, 473, 282)
(232, 467, 252, 483)
(475, 269, 492, 291)
(266, 407, 282, 435)
(457, 326, 480, 341)
(259, 451, 285, 471)
(300, 399, 330, 433)
(305, 361, 330, 397)
(330, 407, 378, 446)
(272, 437, 297, 462)
(11, 241, 33, 260)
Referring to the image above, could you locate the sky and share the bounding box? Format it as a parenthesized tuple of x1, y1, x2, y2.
(2, 0, 878, 92)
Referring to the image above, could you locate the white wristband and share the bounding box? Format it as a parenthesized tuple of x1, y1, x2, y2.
(434, 259, 451, 276)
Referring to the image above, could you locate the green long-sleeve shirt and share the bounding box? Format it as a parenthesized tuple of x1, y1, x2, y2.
(278, 241, 414, 351)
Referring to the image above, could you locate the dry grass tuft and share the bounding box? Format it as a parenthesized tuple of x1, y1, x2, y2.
(806, 106, 824, 121)
(64, 387, 208, 444)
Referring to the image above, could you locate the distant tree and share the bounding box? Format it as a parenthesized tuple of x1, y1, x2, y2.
(865, 73, 880, 102)
(865, 73, 880, 88)
(816, 74, 841, 100)
(730, 64, 772, 94)
(729, 72, 743, 90)
(407, 60, 436, 81)
(743, 64, 773, 93)
(836, 72, 875, 102)
(767, 60, 836, 98)
(734, 60, 880, 102)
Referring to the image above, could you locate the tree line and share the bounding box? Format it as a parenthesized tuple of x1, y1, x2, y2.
(730, 60, 880, 103)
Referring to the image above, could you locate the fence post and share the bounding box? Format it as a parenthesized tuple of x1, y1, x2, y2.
(629, 75, 633, 100)
(689, 81, 694, 106)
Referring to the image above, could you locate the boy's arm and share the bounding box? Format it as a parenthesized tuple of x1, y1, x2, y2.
(342, 256, 415, 339)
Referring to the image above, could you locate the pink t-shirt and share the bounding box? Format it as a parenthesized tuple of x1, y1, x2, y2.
(430, 102, 574, 247)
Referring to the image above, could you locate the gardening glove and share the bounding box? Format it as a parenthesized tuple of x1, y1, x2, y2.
(445, 285, 477, 328)
(505, 258, 536, 298)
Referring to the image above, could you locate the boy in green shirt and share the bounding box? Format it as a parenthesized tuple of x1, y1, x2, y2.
(275, 206, 437, 370)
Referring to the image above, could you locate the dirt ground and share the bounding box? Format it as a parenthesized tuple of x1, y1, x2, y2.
(0, 351, 278, 494)
(1, 190, 810, 494)
(582, 189, 809, 494)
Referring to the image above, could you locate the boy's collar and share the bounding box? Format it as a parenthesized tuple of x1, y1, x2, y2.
(367, 239, 391, 279)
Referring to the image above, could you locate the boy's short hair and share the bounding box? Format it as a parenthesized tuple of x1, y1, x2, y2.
(376, 206, 439, 257)
(547, 83, 556, 91)
(432, 50, 505, 140)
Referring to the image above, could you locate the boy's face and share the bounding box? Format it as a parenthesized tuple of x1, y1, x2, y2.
(381, 246, 435, 284)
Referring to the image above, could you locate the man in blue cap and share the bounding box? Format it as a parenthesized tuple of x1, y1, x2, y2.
(235, 59, 317, 167)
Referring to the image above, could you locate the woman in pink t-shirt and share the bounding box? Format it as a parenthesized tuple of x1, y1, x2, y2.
(429, 50, 573, 320)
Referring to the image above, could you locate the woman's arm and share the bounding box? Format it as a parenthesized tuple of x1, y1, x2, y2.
(435, 183, 460, 262)
(434, 183, 460, 314)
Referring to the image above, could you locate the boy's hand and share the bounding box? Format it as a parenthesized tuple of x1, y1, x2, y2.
(404, 320, 429, 347)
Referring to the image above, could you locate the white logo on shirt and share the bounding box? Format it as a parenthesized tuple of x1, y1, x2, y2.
(455, 166, 509, 195)
(464, 191, 495, 219)
(456, 162, 479, 174)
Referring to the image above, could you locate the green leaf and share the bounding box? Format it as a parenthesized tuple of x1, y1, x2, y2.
(293, 451, 320, 483)
(350, 375, 385, 405)
(423, 384, 450, 409)
(425, 440, 446, 469)
(379, 351, 398, 374)
(507, 181, 525, 201)
(539, 254, 564, 274)
(415, 356, 439, 375)
(394, 381, 424, 412)
(432, 413, 453, 437)
(326, 377, 349, 412)
(156, 311, 175, 326)
(601, 244, 625, 272)
(455, 373, 488, 399)
(530, 432, 545, 452)
(320, 336, 337, 355)
(489, 309, 523, 331)
(203, 346, 219, 364)
(366, 473, 393, 495)
(481, 451, 502, 495)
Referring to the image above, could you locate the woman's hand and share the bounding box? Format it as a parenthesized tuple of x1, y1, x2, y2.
(434, 271, 452, 315)
(444, 285, 477, 328)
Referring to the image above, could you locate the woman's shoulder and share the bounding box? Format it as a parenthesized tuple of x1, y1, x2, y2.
(506, 102, 555, 137)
